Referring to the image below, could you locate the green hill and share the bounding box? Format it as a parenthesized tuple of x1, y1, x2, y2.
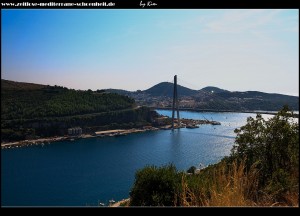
(1, 79, 155, 142)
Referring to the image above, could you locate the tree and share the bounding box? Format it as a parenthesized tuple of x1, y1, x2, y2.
(231, 106, 299, 195)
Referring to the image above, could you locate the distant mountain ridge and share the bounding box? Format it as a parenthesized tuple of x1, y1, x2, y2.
(105, 82, 298, 111)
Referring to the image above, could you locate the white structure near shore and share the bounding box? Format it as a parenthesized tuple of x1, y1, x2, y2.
(68, 127, 82, 136)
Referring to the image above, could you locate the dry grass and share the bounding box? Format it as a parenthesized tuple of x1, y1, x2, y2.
(178, 160, 298, 207)
(207, 161, 257, 206)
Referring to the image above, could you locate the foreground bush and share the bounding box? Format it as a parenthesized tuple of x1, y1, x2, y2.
(130, 164, 183, 206)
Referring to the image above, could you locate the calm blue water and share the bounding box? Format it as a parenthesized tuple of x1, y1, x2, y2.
(1, 110, 272, 206)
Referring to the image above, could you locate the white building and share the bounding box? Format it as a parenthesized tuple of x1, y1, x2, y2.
(68, 127, 82, 136)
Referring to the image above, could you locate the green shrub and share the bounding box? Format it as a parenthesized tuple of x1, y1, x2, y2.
(130, 164, 182, 206)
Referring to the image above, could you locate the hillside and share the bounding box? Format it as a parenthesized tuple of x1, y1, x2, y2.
(1, 81, 135, 119)
(144, 82, 198, 97)
(1, 79, 45, 90)
(1, 79, 156, 142)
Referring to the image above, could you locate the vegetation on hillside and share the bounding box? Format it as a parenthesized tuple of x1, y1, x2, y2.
(1, 80, 156, 142)
(2, 85, 135, 120)
(129, 106, 299, 206)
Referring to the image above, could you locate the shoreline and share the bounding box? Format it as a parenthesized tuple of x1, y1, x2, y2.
(1, 118, 221, 150)
(153, 107, 299, 118)
(1, 127, 158, 150)
(110, 198, 130, 207)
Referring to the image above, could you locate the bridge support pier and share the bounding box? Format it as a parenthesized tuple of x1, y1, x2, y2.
(172, 75, 180, 129)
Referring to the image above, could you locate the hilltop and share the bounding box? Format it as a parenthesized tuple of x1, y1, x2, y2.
(144, 82, 198, 97)
(1, 79, 45, 90)
(200, 86, 229, 93)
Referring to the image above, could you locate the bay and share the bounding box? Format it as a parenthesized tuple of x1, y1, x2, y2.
(1, 110, 272, 206)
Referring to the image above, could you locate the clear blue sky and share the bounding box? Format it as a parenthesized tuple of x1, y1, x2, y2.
(2, 9, 299, 95)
